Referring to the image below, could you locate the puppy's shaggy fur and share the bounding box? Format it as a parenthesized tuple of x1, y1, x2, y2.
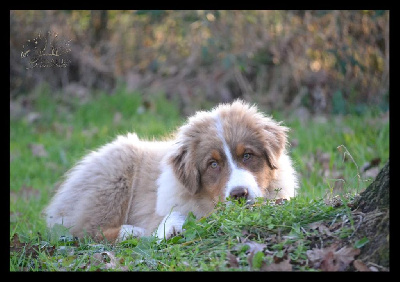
(44, 100, 298, 241)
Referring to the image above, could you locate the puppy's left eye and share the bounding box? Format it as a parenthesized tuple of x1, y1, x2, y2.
(210, 161, 219, 169)
(243, 153, 252, 162)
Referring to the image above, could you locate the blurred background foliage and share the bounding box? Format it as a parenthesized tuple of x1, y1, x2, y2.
(10, 10, 389, 116)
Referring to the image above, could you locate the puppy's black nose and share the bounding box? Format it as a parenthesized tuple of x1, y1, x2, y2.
(230, 187, 248, 200)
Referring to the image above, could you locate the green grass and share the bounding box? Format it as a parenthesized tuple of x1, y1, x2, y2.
(286, 112, 389, 199)
(10, 85, 389, 271)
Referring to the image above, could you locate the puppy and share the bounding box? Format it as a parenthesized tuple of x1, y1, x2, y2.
(44, 100, 298, 241)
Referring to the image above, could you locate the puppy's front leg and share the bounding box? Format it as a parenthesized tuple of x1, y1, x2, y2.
(156, 211, 186, 240)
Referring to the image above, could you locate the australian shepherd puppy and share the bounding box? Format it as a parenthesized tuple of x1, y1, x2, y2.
(44, 100, 298, 242)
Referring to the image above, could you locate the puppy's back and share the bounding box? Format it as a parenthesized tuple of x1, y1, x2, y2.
(44, 133, 169, 238)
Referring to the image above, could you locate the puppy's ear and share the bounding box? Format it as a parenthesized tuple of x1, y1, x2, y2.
(262, 121, 288, 170)
(169, 144, 201, 195)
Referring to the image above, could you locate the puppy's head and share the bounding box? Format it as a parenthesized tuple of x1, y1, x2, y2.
(214, 99, 289, 171)
(169, 100, 290, 201)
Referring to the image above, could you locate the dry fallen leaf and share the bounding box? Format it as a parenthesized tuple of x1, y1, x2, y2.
(10, 233, 24, 251)
(330, 246, 361, 271)
(353, 259, 371, 272)
(274, 198, 287, 205)
(308, 221, 333, 236)
(226, 252, 239, 268)
(307, 243, 360, 271)
(236, 238, 267, 255)
(91, 252, 105, 266)
(242, 239, 267, 268)
(91, 251, 128, 271)
(319, 249, 337, 271)
(261, 258, 292, 271)
(10, 233, 55, 258)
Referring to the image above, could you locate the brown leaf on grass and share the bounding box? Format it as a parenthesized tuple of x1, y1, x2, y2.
(91, 252, 105, 266)
(241, 239, 266, 257)
(307, 243, 360, 271)
(28, 143, 48, 157)
(260, 258, 292, 271)
(234, 239, 267, 269)
(330, 246, 361, 271)
(244, 240, 267, 268)
(353, 259, 371, 272)
(237, 238, 267, 254)
(10, 233, 24, 251)
(10, 233, 55, 258)
(226, 252, 239, 268)
(308, 221, 333, 236)
(91, 251, 128, 271)
(274, 198, 287, 205)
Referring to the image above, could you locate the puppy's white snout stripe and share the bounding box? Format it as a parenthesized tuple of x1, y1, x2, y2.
(214, 115, 262, 201)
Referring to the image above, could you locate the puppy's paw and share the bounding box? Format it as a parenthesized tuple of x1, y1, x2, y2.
(156, 211, 186, 240)
(118, 225, 146, 241)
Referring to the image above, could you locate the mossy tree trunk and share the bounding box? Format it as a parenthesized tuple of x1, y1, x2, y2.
(352, 160, 389, 268)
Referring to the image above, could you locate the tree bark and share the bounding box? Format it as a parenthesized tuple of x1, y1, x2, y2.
(90, 10, 108, 47)
(352, 160, 389, 268)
